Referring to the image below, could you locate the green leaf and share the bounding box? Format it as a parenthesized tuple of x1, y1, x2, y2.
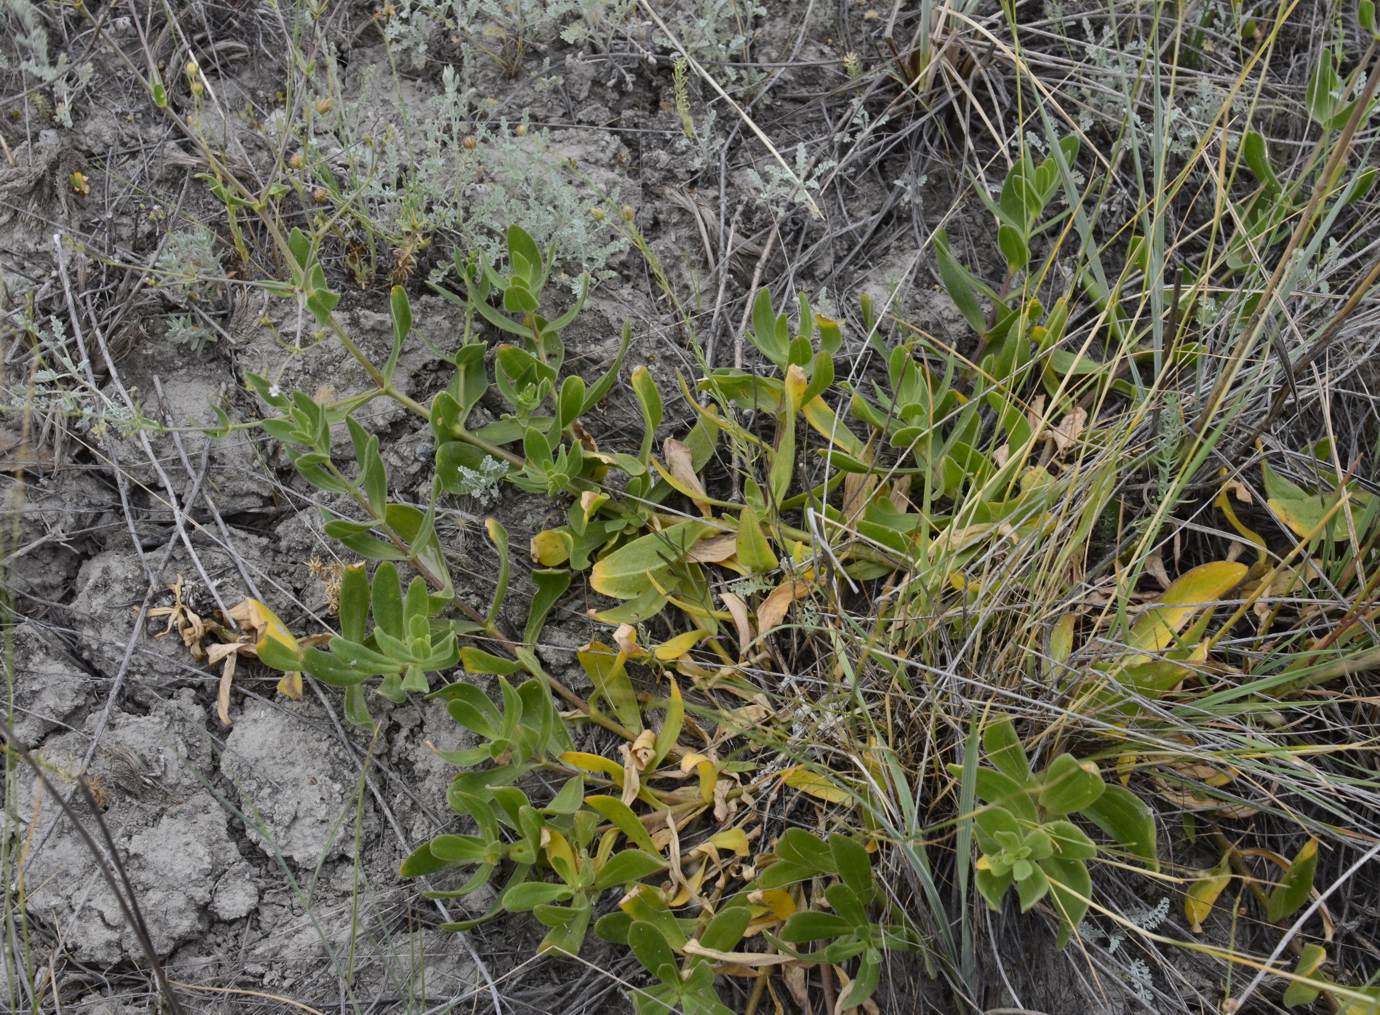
(371, 562, 403, 638)
(1266, 838, 1319, 923)
(1242, 131, 1278, 190)
(594, 850, 668, 891)
(631, 366, 663, 463)
(400, 842, 454, 877)
(736, 506, 778, 574)
(701, 904, 751, 953)
(749, 288, 789, 366)
(343, 684, 372, 727)
(444, 683, 503, 736)
(338, 564, 369, 644)
(628, 921, 679, 984)
(1344, 166, 1378, 206)
(429, 834, 490, 863)
(1041, 856, 1091, 947)
(780, 910, 851, 943)
(973, 805, 1022, 856)
(324, 637, 402, 675)
(975, 864, 1014, 911)
(485, 518, 511, 627)
(933, 228, 990, 336)
(1306, 50, 1350, 130)
(1043, 819, 1097, 861)
(324, 521, 405, 561)
(829, 835, 873, 901)
(1362, 0, 1378, 35)
(460, 647, 520, 676)
(361, 438, 388, 517)
(1283, 943, 1327, 1008)
(997, 223, 1030, 272)
(1038, 755, 1106, 816)
(775, 828, 834, 873)
(652, 678, 683, 770)
(769, 410, 795, 506)
(507, 225, 542, 284)
(1081, 783, 1158, 870)
(982, 715, 1032, 785)
(298, 647, 369, 686)
(542, 776, 585, 816)
(968, 767, 1039, 823)
(840, 948, 882, 1009)
(536, 899, 592, 957)
(583, 321, 634, 413)
(524, 569, 572, 647)
(387, 285, 410, 380)
(502, 881, 573, 912)
(1015, 864, 1051, 912)
(824, 883, 868, 927)
(585, 795, 659, 853)
(558, 375, 586, 430)
(287, 228, 310, 270)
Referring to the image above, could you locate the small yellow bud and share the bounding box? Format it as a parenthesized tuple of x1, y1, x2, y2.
(461, 135, 478, 150)
(514, 123, 528, 137)
(620, 205, 635, 222)
(313, 187, 329, 204)
(315, 98, 332, 114)
(289, 151, 304, 169)
(590, 207, 605, 221)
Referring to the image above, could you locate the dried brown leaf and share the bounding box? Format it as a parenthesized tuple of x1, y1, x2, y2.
(757, 580, 812, 633)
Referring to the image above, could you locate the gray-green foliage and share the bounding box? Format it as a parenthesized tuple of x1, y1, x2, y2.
(326, 63, 626, 278)
(151, 226, 224, 307)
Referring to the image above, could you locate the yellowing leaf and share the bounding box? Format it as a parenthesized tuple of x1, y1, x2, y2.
(544, 828, 577, 877)
(590, 522, 710, 600)
(781, 765, 851, 804)
(560, 751, 625, 784)
(783, 364, 808, 412)
(654, 629, 709, 661)
(226, 598, 302, 672)
(1185, 860, 1232, 933)
(802, 396, 865, 456)
(708, 827, 751, 856)
(757, 580, 812, 633)
(276, 671, 304, 701)
(530, 529, 571, 566)
(1050, 613, 1076, 668)
(1129, 561, 1248, 653)
(749, 888, 797, 921)
(721, 591, 754, 656)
